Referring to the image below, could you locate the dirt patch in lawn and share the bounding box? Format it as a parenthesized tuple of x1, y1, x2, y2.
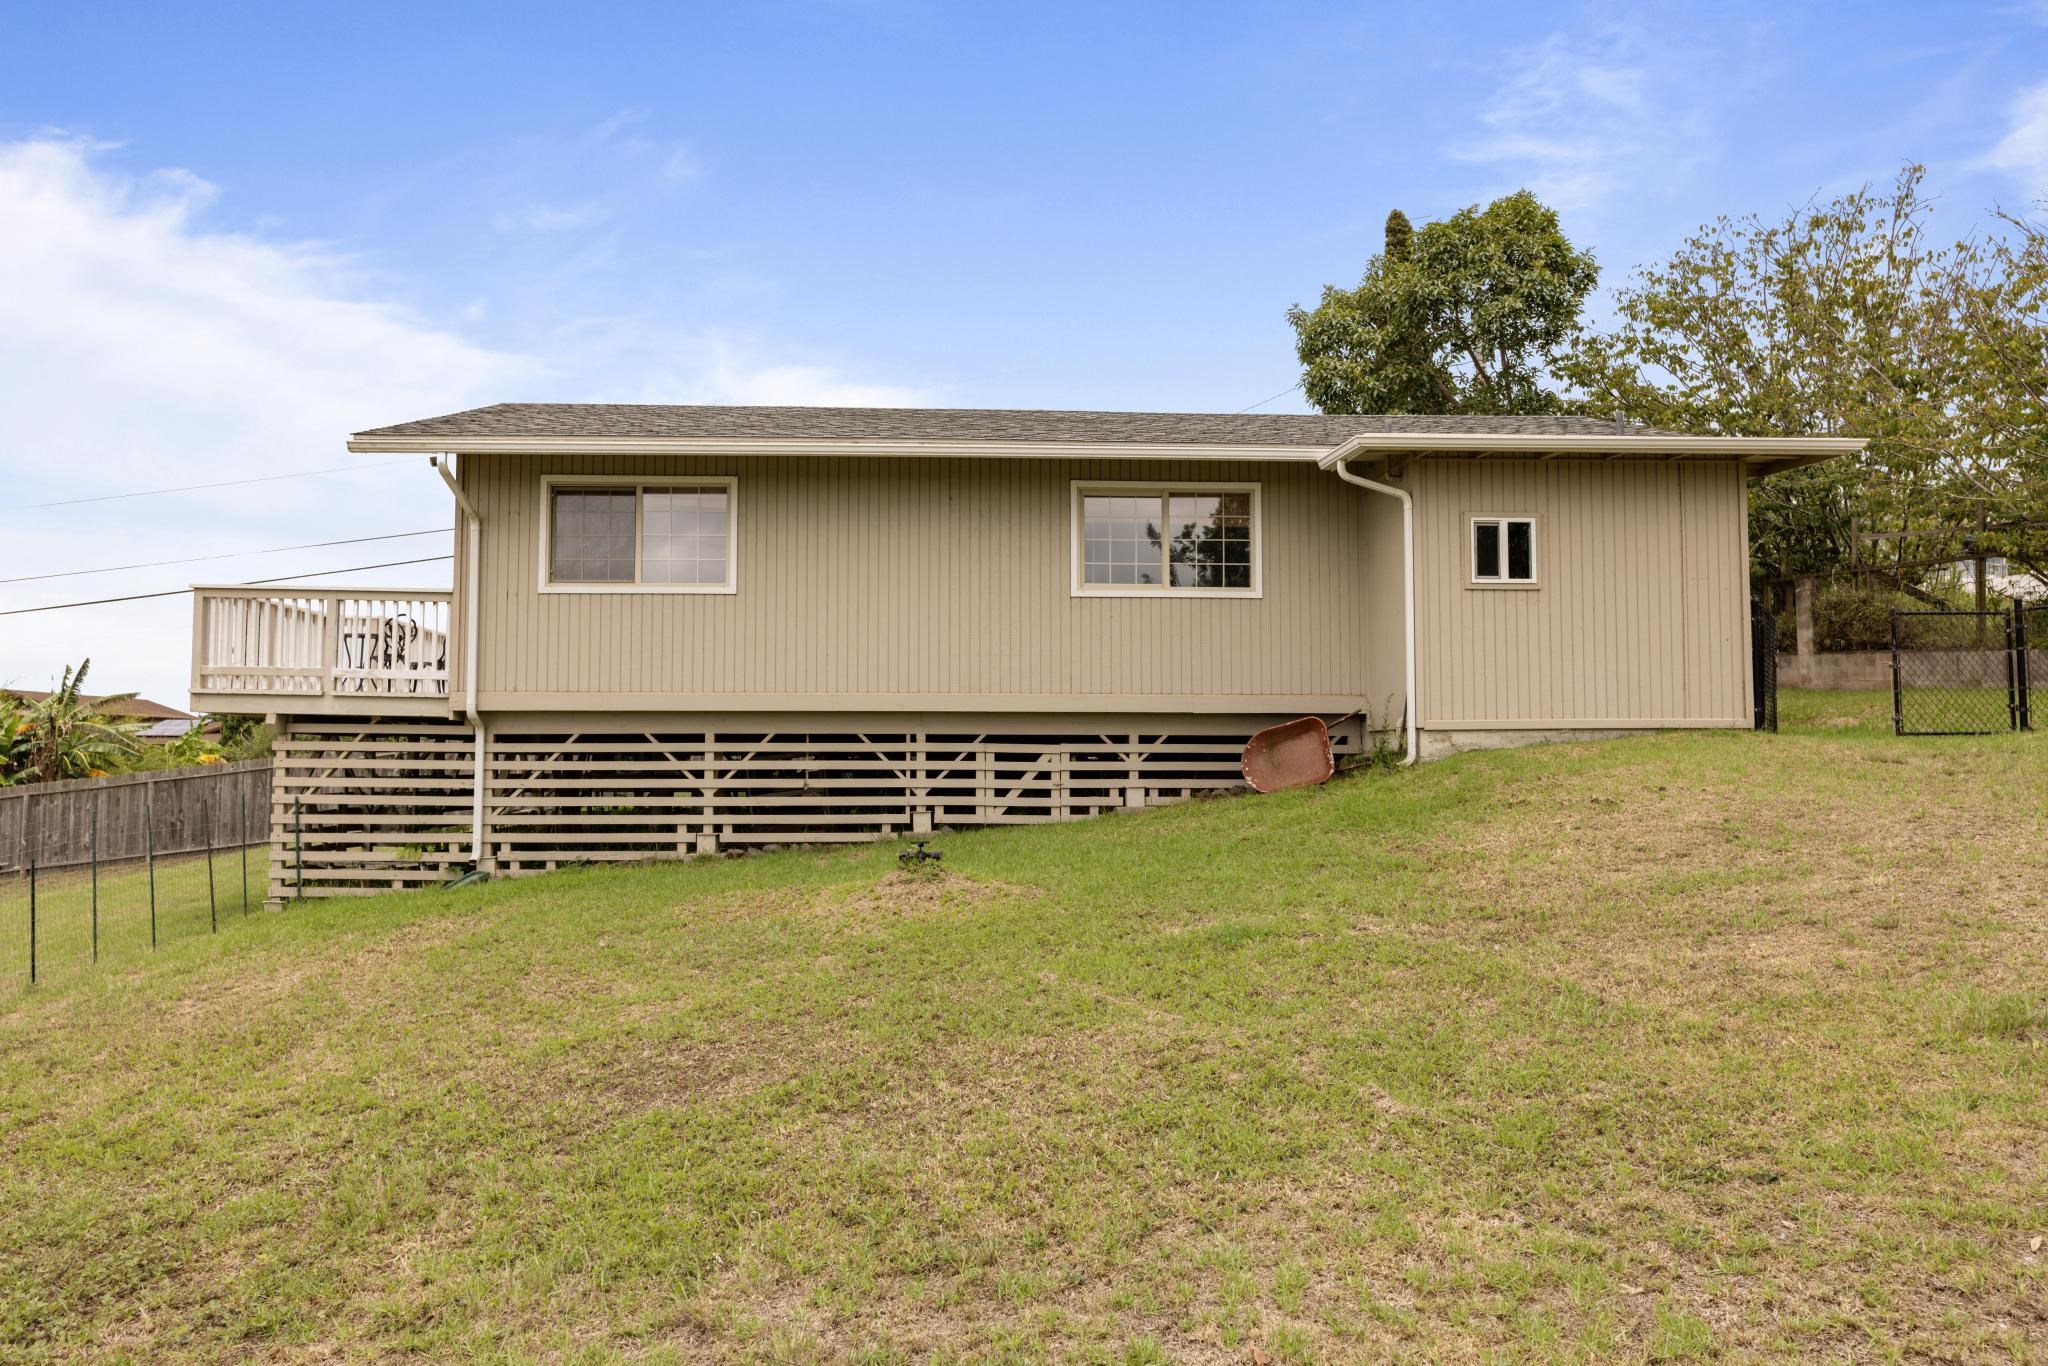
(679, 872, 1040, 933)
(689, 869, 1041, 928)
(836, 868, 1041, 918)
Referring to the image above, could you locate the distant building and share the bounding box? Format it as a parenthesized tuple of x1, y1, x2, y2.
(1952, 558, 2046, 601)
(1, 689, 207, 742)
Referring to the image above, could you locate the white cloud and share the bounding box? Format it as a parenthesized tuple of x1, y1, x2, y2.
(492, 202, 613, 233)
(697, 361, 923, 406)
(658, 145, 704, 186)
(0, 138, 928, 710)
(583, 106, 703, 186)
(1976, 79, 2048, 196)
(1448, 28, 1716, 212)
(603, 339, 933, 408)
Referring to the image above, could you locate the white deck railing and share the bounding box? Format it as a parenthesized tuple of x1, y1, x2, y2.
(192, 586, 452, 703)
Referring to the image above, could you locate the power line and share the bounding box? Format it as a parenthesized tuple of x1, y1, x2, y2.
(1236, 380, 1303, 414)
(245, 556, 450, 585)
(2, 459, 421, 513)
(0, 528, 448, 585)
(0, 556, 453, 617)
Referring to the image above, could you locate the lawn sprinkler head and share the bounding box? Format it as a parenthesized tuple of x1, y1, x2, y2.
(899, 840, 943, 868)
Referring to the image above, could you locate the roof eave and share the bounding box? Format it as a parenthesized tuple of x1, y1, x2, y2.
(346, 434, 1330, 461)
(1314, 432, 1868, 470)
(349, 429, 1868, 475)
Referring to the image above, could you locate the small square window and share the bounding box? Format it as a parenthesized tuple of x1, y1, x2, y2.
(1471, 517, 1536, 585)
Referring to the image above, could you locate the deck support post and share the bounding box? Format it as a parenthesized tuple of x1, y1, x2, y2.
(266, 715, 289, 906)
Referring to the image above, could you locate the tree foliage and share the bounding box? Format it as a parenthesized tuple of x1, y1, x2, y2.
(1289, 191, 1598, 416)
(6, 659, 143, 784)
(1560, 167, 2048, 585)
(0, 707, 28, 787)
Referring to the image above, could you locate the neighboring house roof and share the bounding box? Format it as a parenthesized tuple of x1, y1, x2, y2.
(353, 404, 1696, 447)
(2, 690, 194, 723)
(137, 717, 203, 741)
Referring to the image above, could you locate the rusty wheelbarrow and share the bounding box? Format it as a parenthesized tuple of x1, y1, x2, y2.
(1241, 711, 1360, 793)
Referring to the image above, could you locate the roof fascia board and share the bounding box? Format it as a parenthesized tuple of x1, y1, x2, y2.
(346, 435, 1327, 461)
(1314, 432, 1866, 468)
(350, 431, 1868, 464)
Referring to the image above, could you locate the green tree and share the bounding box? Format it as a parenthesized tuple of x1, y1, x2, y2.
(1383, 207, 1414, 263)
(1561, 166, 2048, 586)
(1289, 191, 1598, 415)
(14, 660, 143, 783)
(0, 705, 28, 786)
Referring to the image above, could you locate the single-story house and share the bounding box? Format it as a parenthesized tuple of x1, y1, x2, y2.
(188, 404, 1862, 896)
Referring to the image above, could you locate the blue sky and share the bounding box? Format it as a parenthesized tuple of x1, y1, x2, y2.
(4, 0, 2047, 706)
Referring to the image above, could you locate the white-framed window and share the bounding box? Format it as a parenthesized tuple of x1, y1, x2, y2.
(1469, 515, 1537, 586)
(1071, 482, 1261, 597)
(540, 476, 737, 593)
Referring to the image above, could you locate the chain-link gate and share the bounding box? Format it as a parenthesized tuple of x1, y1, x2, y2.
(1890, 607, 2032, 736)
(1750, 596, 1778, 733)
(2021, 601, 2045, 732)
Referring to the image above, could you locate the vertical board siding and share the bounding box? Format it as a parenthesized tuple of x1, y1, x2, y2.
(464, 456, 1389, 708)
(444, 453, 1749, 727)
(1415, 459, 1750, 726)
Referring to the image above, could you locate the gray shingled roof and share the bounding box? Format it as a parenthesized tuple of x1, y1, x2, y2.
(354, 403, 1688, 446)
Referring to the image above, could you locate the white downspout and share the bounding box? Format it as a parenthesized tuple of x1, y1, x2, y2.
(1321, 438, 1417, 765)
(432, 455, 486, 863)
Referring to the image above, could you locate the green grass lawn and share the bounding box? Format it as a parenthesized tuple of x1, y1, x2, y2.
(0, 846, 266, 989)
(2, 692, 2044, 1362)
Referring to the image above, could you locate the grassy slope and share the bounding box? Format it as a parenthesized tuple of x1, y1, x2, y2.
(1, 693, 2043, 1363)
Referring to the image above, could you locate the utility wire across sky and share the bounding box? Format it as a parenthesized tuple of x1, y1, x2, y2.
(1, 458, 421, 513)
(0, 556, 455, 617)
(0, 528, 448, 585)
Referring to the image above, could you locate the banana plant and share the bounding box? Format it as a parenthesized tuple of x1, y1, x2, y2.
(15, 659, 144, 783)
(0, 706, 28, 785)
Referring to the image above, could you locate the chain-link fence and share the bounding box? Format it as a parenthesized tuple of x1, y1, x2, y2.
(2, 768, 268, 989)
(2022, 602, 2045, 732)
(1890, 609, 2025, 736)
(1750, 597, 1778, 732)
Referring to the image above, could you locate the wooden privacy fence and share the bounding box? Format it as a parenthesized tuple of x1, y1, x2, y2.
(0, 760, 273, 873)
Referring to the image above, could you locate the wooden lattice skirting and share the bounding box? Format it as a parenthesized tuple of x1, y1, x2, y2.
(271, 715, 1355, 896)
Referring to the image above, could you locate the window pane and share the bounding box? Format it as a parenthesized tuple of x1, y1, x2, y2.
(639, 485, 730, 585)
(1473, 521, 1501, 579)
(1506, 520, 1533, 580)
(1083, 495, 1163, 585)
(1166, 489, 1255, 588)
(552, 488, 634, 582)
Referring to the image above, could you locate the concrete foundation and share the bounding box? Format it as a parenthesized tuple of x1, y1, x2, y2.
(1778, 649, 2007, 691)
(1419, 728, 1643, 761)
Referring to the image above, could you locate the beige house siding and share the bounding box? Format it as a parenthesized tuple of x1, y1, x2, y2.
(1413, 458, 1753, 728)
(456, 454, 1400, 718)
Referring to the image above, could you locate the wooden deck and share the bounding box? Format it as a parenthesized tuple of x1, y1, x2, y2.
(190, 586, 454, 718)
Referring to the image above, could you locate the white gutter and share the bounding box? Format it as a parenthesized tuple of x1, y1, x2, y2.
(353, 435, 1321, 461)
(432, 455, 486, 865)
(1312, 432, 1867, 460)
(352, 432, 1868, 461)
(1324, 438, 1418, 765)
